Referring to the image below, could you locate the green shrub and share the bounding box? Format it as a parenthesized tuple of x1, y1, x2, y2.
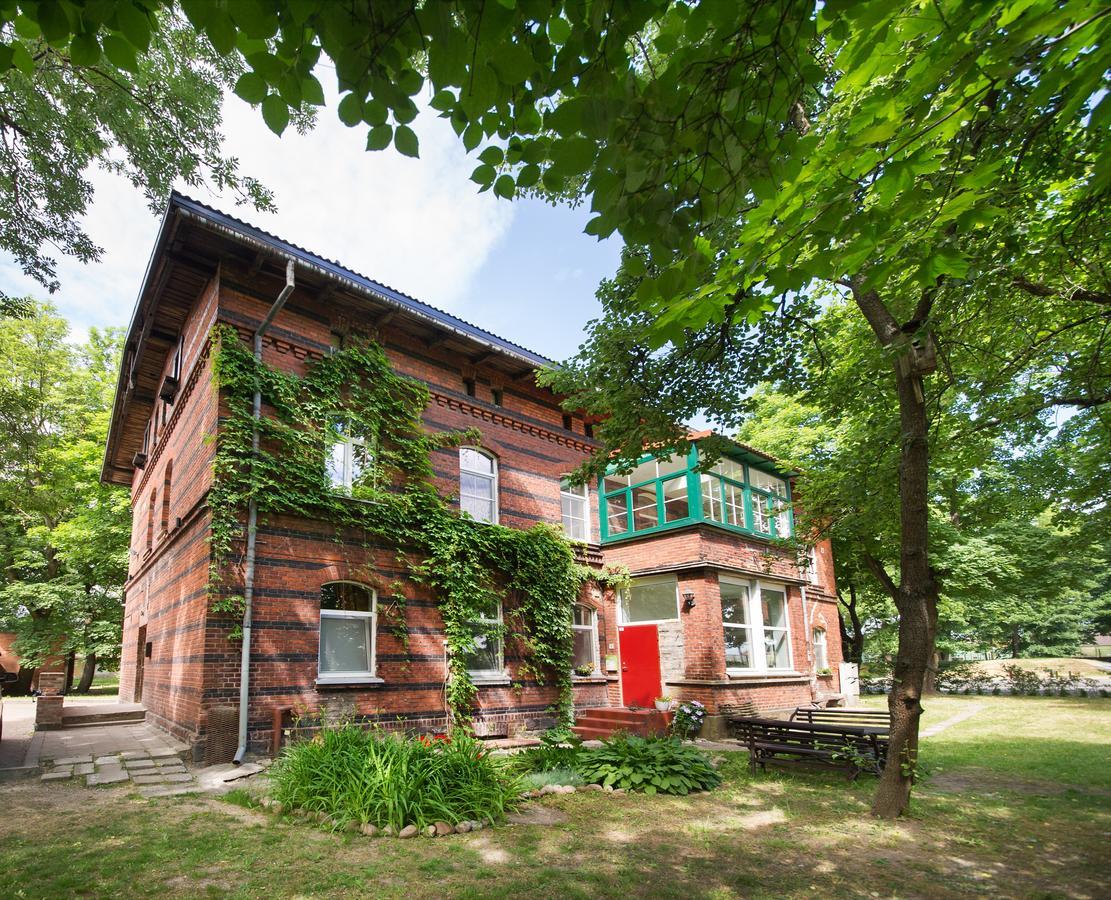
(510, 729, 584, 775)
(575, 734, 722, 795)
(269, 725, 521, 830)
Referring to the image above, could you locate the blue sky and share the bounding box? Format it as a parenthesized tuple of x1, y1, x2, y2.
(0, 88, 622, 362)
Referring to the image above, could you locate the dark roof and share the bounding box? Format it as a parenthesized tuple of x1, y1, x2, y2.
(169, 193, 553, 367)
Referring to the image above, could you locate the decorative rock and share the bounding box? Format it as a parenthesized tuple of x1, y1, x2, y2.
(603, 784, 614, 793)
(434, 821, 453, 837)
(471, 820, 485, 830)
(454, 822, 472, 834)
(560, 784, 576, 794)
(582, 783, 604, 792)
(360, 823, 379, 837)
(424, 825, 436, 837)
(381, 825, 395, 837)
(271, 802, 284, 815)
(398, 824, 418, 839)
(613, 788, 626, 795)
(539, 784, 558, 795)
(345, 820, 361, 833)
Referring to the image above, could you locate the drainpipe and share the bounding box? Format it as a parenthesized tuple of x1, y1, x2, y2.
(800, 583, 819, 703)
(234, 259, 295, 764)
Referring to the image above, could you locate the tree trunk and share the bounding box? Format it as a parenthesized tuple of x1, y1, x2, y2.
(75, 652, 97, 693)
(923, 649, 941, 695)
(63, 651, 76, 694)
(869, 346, 939, 818)
(851, 285, 940, 819)
(837, 582, 865, 664)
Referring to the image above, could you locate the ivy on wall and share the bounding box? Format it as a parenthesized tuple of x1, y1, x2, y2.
(207, 325, 623, 727)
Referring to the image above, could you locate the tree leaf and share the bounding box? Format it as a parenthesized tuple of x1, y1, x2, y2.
(115, 3, 152, 52)
(234, 72, 269, 105)
(69, 32, 102, 67)
(493, 174, 515, 199)
(261, 94, 290, 135)
(338, 92, 363, 127)
(36, 0, 70, 44)
(394, 125, 419, 158)
(478, 146, 503, 166)
(205, 12, 237, 56)
(300, 74, 325, 107)
(366, 124, 393, 151)
(102, 35, 139, 73)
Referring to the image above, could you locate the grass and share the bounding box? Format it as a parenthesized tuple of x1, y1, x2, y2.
(1, 696, 1107, 898)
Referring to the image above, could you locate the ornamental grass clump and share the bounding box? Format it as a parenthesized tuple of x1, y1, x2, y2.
(270, 724, 521, 831)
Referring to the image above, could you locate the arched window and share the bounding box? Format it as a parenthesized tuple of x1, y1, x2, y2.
(318, 582, 378, 683)
(459, 447, 498, 524)
(571, 604, 599, 674)
(813, 628, 829, 672)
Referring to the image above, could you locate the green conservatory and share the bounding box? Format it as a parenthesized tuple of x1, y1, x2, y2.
(598, 445, 794, 543)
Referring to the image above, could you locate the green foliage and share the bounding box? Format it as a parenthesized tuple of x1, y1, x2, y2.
(0, 303, 130, 673)
(574, 734, 722, 796)
(269, 724, 521, 831)
(0, 7, 305, 298)
(210, 327, 589, 726)
(509, 729, 583, 776)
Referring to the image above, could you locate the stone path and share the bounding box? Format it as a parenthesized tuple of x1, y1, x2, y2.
(40, 748, 197, 795)
(921, 703, 984, 738)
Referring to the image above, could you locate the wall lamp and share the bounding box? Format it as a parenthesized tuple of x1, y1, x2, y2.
(682, 591, 697, 612)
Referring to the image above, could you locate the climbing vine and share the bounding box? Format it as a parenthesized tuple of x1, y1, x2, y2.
(208, 325, 609, 727)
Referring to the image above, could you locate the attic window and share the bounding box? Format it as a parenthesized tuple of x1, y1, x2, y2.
(562, 414, 573, 431)
(463, 378, 476, 398)
(585, 423, 594, 439)
(491, 388, 503, 407)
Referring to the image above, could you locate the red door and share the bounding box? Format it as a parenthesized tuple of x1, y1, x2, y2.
(618, 624, 661, 708)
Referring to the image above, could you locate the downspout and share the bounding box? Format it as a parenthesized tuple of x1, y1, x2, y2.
(234, 259, 295, 764)
(801, 583, 819, 703)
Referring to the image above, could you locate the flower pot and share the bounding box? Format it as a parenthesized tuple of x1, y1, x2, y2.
(654, 700, 672, 712)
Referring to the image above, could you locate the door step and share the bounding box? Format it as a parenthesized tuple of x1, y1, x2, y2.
(571, 707, 672, 740)
(61, 703, 146, 727)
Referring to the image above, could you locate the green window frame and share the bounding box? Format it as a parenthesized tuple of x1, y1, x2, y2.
(598, 445, 794, 543)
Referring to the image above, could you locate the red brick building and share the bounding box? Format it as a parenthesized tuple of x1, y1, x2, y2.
(103, 194, 842, 759)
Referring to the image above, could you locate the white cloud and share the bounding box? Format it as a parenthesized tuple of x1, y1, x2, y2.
(0, 84, 515, 340)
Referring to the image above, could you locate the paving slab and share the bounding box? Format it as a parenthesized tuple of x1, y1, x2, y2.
(52, 755, 93, 766)
(95, 755, 120, 765)
(121, 750, 151, 760)
(132, 774, 167, 785)
(87, 770, 130, 786)
(125, 759, 157, 769)
(162, 773, 195, 783)
(41, 771, 74, 782)
(74, 763, 94, 776)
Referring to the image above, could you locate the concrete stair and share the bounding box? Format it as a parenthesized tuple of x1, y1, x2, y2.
(61, 703, 147, 728)
(572, 707, 673, 741)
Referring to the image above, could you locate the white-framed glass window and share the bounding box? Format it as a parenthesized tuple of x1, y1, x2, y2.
(460, 447, 498, 523)
(560, 477, 589, 541)
(318, 582, 377, 681)
(325, 417, 370, 491)
(462, 599, 504, 677)
(572, 604, 599, 673)
(620, 575, 679, 624)
(806, 546, 820, 584)
(813, 628, 829, 671)
(720, 577, 795, 673)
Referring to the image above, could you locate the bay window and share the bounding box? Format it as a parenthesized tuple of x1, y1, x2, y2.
(318, 582, 378, 683)
(720, 577, 794, 674)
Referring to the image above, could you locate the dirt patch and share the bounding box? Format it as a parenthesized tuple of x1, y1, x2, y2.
(926, 768, 1111, 798)
(506, 803, 570, 825)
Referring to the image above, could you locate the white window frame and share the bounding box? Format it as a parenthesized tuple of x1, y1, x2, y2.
(459, 447, 498, 524)
(326, 417, 367, 491)
(317, 581, 378, 684)
(813, 628, 829, 672)
(721, 576, 796, 675)
(619, 574, 680, 625)
(806, 546, 820, 584)
(560, 477, 590, 542)
(465, 600, 505, 679)
(571, 604, 600, 674)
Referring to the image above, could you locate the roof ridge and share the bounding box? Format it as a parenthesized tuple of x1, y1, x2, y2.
(169, 191, 553, 366)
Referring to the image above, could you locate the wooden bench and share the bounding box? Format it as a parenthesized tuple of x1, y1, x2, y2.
(729, 716, 886, 779)
(791, 706, 891, 729)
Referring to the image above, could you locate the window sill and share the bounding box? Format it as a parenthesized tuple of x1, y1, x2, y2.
(469, 674, 511, 687)
(315, 676, 384, 690)
(726, 671, 808, 683)
(571, 674, 608, 684)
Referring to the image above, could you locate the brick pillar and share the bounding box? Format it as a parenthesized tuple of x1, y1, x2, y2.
(35, 671, 65, 730)
(678, 570, 726, 681)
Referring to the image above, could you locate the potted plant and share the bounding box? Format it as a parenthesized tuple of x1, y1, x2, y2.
(574, 664, 595, 677)
(817, 667, 832, 677)
(654, 695, 673, 712)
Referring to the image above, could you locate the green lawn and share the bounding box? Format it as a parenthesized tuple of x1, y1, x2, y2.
(1, 696, 1107, 899)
